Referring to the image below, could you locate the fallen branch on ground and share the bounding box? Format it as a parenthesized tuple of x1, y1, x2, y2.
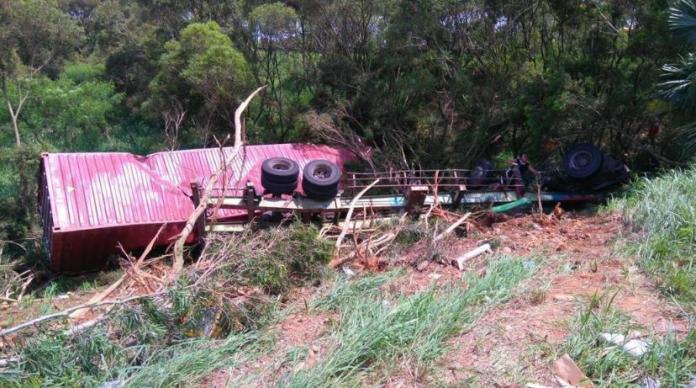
(434, 212, 471, 241)
(69, 223, 168, 320)
(170, 86, 266, 282)
(0, 292, 164, 337)
(454, 243, 492, 270)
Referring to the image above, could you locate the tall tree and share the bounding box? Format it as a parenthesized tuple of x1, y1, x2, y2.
(146, 21, 251, 144)
(0, 0, 82, 147)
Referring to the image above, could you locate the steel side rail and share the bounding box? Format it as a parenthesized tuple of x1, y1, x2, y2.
(206, 190, 526, 212)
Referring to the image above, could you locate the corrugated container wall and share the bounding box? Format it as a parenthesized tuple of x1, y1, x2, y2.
(39, 144, 355, 272)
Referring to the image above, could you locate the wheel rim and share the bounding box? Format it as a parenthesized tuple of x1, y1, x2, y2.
(570, 150, 592, 169)
(272, 162, 290, 171)
(312, 165, 331, 180)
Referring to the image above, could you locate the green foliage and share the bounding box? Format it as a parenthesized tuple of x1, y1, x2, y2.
(20, 329, 125, 386)
(249, 2, 299, 41)
(669, 0, 696, 43)
(0, 0, 83, 77)
(147, 21, 251, 141)
(221, 223, 333, 294)
(124, 333, 261, 388)
(21, 73, 124, 151)
(662, 0, 696, 158)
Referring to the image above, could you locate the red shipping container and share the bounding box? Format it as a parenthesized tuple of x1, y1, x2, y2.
(39, 144, 355, 272)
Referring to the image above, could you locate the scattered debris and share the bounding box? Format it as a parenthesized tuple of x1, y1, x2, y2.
(342, 266, 356, 277)
(553, 353, 594, 387)
(686, 376, 696, 388)
(599, 332, 650, 358)
(0, 292, 162, 337)
(454, 243, 493, 270)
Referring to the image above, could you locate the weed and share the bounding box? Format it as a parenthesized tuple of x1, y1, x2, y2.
(285, 255, 537, 386)
(123, 333, 263, 387)
(562, 293, 696, 386)
(206, 222, 333, 295)
(612, 166, 696, 309)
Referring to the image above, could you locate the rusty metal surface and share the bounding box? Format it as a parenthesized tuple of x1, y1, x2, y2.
(39, 144, 355, 271)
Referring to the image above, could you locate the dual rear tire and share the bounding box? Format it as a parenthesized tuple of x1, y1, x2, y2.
(261, 157, 341, 200)
(261, 157, 300, 195)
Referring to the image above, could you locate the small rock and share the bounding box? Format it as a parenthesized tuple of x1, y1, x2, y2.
(552, 294, 574, 302)
(686, 376, 696, 388)
(623, 339, 649, 357)
(100, 381, 124, 388)
(416, 260, 430, 272)
(553, 353, 593, 387)
(643, 377, 659, 388)
(502, 247, 512, 254)
(599, 332, 649, 358)
(600, 333, 625, 345)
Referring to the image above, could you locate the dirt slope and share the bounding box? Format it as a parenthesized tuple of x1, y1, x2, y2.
(204, 211, 688, 387)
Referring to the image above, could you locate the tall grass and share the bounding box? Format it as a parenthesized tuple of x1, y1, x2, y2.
(613, 166, 696, 306)
(562, 293, 696, 386)
(123, 333, 262, 387)
(284, 256, 538, 386)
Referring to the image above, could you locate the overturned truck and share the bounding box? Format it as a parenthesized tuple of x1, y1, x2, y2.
(38, 143, 627, 272)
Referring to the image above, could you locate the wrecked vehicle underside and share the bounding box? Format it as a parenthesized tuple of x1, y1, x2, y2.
(38, 142, 628, 272)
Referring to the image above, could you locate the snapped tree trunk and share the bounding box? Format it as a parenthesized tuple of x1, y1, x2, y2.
(169, 86, 266, 282)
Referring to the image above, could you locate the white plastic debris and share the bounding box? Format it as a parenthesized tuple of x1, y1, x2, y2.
(599, 332, 650, 358)
(599, 332, 625, 345)
(623, 338, 650, 357)
(342, 266, 355, 277)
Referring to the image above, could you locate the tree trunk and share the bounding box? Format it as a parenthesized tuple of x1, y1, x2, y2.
(7, 100, 22, 148)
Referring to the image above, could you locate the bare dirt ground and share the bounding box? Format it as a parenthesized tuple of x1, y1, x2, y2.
(419, 211, 687, 386)
(203, 210, 689, 387)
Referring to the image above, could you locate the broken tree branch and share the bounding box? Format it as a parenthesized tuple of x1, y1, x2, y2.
(332, 178, 380, 256)
(69, 223, 168, 320)
(0, 292, 164, 337)
(170, 86, 266, 282)
(434, 212, 471, 241)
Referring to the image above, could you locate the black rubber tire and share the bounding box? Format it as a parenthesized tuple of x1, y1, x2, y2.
(469, 160, 493, 188)
(261, 176, 297, 195)
(302, 160, 341, 200)
(304, 186, 338, 201)
(261, 157, 300, 184)
(563, 143, 603, 179)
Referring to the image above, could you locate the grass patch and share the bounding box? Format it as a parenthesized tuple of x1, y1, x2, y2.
(612, 166, 696, 309)
(123, 333, 263, 387)
(562, 293, 696, 386)
(283, 255, 538, 386)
